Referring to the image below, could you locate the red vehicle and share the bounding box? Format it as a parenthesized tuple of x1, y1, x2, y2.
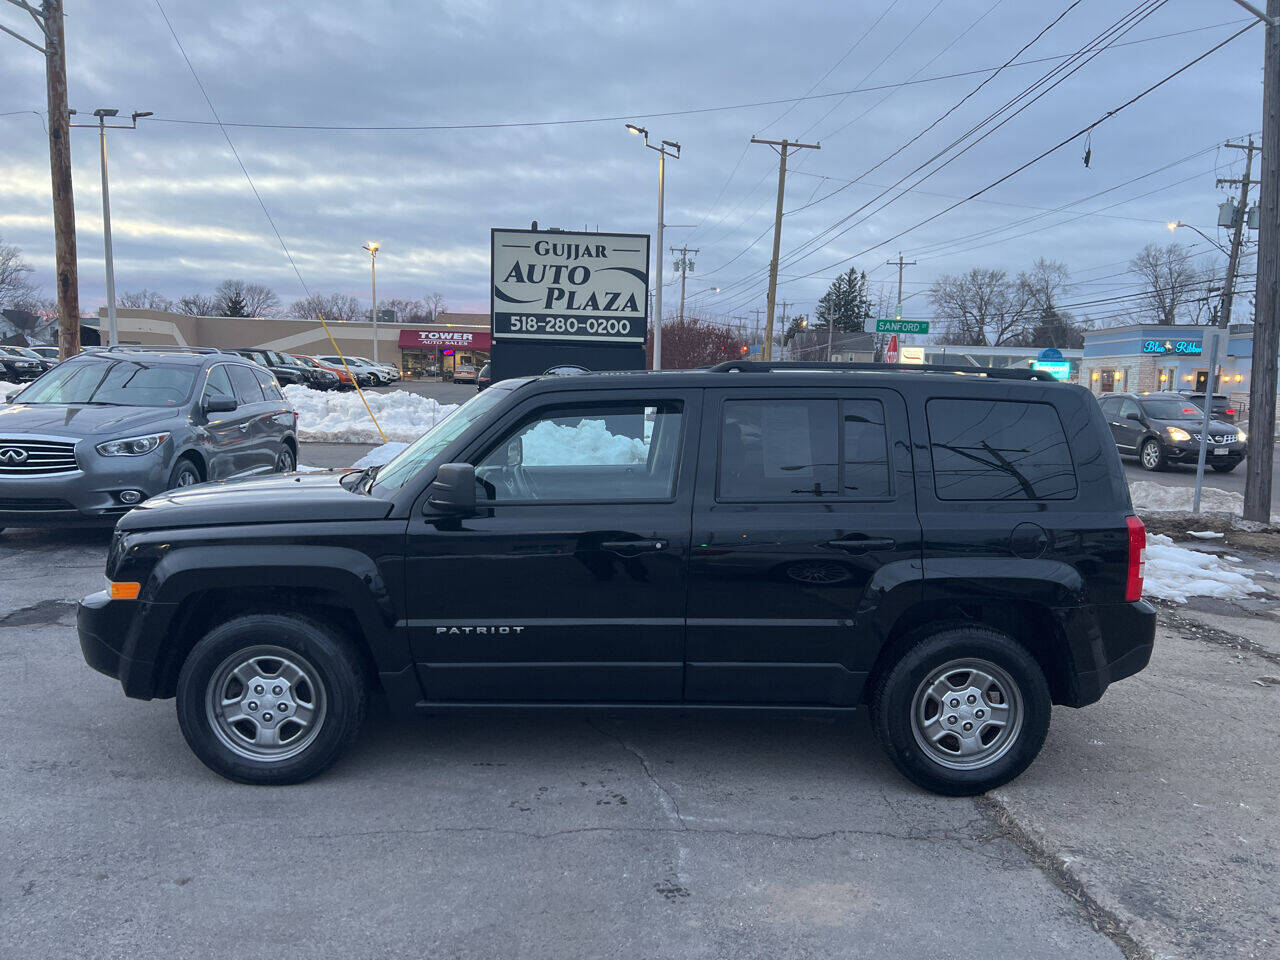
(296, 355, 356, 390)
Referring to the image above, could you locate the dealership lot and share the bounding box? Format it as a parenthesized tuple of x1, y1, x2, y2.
(2, 506, 1277, 958)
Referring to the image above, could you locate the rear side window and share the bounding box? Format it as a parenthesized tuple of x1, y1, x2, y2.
(926, 399, 1076, 501)
(720, 399, 839, 500)
(842, 400, 891, 498)
(254, 367, 284, 401)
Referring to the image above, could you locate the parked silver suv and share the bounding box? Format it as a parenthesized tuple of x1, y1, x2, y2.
(0, 347, 298, 530)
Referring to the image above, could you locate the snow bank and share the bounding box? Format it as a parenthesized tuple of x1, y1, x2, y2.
(521, 418, 648, 465)
(284, 384, 457, 443)
(0, 379, 22, 397)
(1129, 480, 1244, 517)
(352, 442, 409, 468)
(1144, 533, 1263, 602)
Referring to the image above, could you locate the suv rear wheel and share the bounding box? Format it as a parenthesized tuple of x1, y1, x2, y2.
(175, 613, 367, 784)
(870, 626, 1050, 796)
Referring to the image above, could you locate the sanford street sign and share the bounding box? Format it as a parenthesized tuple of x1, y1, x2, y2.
(871, 317, 929, 334)
(491, 228, 650, 344)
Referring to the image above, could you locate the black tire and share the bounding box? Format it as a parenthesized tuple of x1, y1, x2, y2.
(870, 625, 1051, 796)
(175, 613, 367, 784)
(276, 443, 296, 473)
(1211, 462, 1237, 473)
(167, 456, 202, 490)
(1139, 437, 1165, 472)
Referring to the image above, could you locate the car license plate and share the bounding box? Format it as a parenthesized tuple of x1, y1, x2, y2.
(1215, 447, 1229, 455)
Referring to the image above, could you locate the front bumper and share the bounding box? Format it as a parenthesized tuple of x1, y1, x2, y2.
(78, 589, 180, 699)
(1164, 439, 1246, 464)
(1056, 599, 1157, 707)
(0, 445, 173, 527)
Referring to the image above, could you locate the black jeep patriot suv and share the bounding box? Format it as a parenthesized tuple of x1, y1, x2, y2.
(78, 361, 1155, 795)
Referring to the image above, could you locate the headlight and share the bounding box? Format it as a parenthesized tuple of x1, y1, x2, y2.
(1166, 427, 1191, 442)
(1237, 428, 1247, 442)
(95, 432, 170, 457)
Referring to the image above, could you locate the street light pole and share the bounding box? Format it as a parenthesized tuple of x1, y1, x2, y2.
(363, 242, 380, 364)
(70, 109, 151, 348)
(626, 124, 680, 370)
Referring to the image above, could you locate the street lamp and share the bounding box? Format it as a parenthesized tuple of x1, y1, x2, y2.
(70, 108, 152, 347)
(363, 241, 380, 364)
(1167, 220, 1231, 256)
(626, 124, 681, 369)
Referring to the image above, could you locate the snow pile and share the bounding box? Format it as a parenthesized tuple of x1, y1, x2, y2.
(352, 442, 409, 468)
(521, 418, 648, 465)
(1144, 533, 1263, 602)
(283, 384, 457, 443)
(1129, 480, 1244, 517)
(0, 379, 23, 397)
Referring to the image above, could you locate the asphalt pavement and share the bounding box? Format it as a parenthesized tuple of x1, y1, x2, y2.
(2, 520, 1278, 958)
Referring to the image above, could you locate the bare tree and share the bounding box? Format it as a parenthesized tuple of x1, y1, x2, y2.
(214, 279, 280, 317)
(930, 268, 1034, 346)
(177, 294, 219, 316)
(0, 238, 38, 309)
(381, 297, 423, 322)
(1129, 242, 1212, 324)
(422, 292, 447, 321)
(290, 293, 362, 323)
(117, 289, 175, 311)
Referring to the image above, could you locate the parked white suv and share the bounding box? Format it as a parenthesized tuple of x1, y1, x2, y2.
(314, 356, 389, 385)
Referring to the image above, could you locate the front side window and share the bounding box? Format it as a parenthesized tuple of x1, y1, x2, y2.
(476, 401, 683, 503)
(927, 399, 1077, 501)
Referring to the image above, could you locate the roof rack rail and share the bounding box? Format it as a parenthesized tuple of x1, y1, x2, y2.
(705, 360, 1058, 381)
(96, 344, 227, 355)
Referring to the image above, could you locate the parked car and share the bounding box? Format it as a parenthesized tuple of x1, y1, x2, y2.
(1100, 392, 1246, 472)
(78, 360, 1154, 795)
(277, 353, 341, 391)
(26, 345, 61, 362)
(0, 345, 48, 382)
(0, 346, 297, 530)
(475, 363, 492, 392)
(230, 349, 317, 388)
(452, 363, 477, 383)
(1177, 391, 1237, 424)
(313, 355, 381, 387)
(295, 355, 356, 390)
(0, 345, 56, 375)
(375, 362, 401, 382)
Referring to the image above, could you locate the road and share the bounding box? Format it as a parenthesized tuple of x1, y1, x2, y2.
(2, 522, 1278, 958)
(1120, 446, 1280, 496)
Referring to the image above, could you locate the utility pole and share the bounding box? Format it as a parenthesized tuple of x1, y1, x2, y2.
(751, 137, 820, 360)
(3, 0, 80, 358)
(671, 246, 698, 322)
(779, 300, 789, 359)
(1243, 0, 1280, 524)
(886, 252, 916, 321)
(1216, 139, 1260, 330)
(625, 124, 680, 369)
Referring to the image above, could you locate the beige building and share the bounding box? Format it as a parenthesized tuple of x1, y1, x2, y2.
(98, 308, 491, 379)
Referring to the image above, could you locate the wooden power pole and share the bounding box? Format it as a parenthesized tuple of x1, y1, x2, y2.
(2, 0, 80, 358)
(671, 245, 698, 322)
(1216, 139, 1259, 329)
(1245, 0, 1280, 523)
(751, 137, 819, 360)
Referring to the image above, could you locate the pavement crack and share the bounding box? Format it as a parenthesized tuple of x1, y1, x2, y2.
(976, 794, 1155, 960)
(586, 718, 687, 830)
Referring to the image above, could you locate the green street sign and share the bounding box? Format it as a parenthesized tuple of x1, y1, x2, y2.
(873, 318, 929, 334)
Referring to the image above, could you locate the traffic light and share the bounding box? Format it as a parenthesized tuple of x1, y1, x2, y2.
(740, 345, 749, 354)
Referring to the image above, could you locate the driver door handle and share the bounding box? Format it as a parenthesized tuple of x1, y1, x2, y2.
(600, 539, 668, 556)
(825, 536, 896, 554)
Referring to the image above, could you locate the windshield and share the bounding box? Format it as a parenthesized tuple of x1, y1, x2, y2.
(371, 385, 512, 494)
(14, 359, 197, 406)
(1141, 398, 1205, 421)
(2, 346, 41, 359)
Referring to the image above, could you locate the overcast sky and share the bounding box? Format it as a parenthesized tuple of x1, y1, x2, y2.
(0, 0, 1268, 327)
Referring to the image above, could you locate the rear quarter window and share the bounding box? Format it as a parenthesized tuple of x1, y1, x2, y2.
(926, 398, 1077, 501)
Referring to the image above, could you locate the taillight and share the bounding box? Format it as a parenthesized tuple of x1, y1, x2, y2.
(1225, 408, 1235, 415)
(1125, 515, 1146, 602)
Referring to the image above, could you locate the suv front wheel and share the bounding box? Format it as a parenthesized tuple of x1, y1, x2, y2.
(870, 626, 1050, 796)
(176, 613, 367, 784)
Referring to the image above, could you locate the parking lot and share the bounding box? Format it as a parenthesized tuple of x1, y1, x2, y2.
(3, 509, 1278, 959)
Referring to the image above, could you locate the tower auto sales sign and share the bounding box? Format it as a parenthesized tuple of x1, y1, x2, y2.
(491, 228, 650, 343)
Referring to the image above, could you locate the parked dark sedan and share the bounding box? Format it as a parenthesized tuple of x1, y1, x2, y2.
(1177, 391, 1238, 424)
(1099, 392, 1246, 472)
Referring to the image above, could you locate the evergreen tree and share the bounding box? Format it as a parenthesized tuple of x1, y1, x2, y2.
(815, 267, 872, 333)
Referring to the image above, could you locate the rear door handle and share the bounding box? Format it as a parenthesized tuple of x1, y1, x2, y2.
(825, 536, 896, 554)
(600, 539, 668, 556)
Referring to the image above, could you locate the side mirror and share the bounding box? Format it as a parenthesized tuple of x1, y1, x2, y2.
(203, 395, 238, 414)
(1126, 411, 1142, 422)
(4, 392, 17, 403)
(425, 463, 476, 515)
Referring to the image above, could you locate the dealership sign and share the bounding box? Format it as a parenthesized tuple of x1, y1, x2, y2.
(491, 228, 650, 343)
(397, 328, 492, 351)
